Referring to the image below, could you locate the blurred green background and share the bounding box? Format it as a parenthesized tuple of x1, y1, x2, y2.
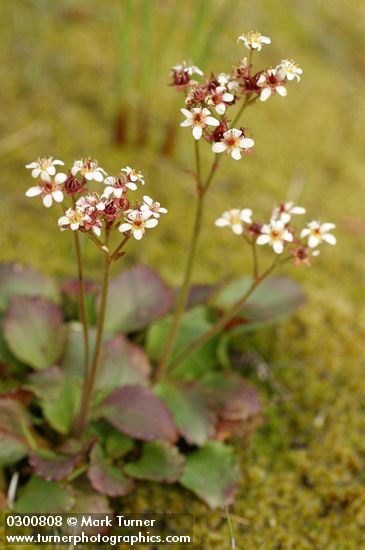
(1, 0, 365, 547)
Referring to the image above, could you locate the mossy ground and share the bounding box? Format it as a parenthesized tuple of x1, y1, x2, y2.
(1, 1, 365, 548)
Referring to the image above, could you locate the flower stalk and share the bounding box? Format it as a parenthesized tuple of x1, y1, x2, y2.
(72, 230, 90, 397)
(155, 150, 219, 382)
(75, 251, 112, 438)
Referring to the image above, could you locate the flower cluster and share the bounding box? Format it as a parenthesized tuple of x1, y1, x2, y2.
(215, 201, 336, 265)
(25, 158, 167, 240)
(172, 33, 302, 160)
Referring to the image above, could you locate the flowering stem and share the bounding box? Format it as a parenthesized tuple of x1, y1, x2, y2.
(87, 232, 110, 253)
(75, 253, 112, 438)
(111, 235, 130, 260)
(72, 229, 90, 404)
(155, 151, 220, 382)
(232, 94, 250, 127)
(170, 259, 278, 369)
(251, 240, 259, 280)
(232, 49, 254, 127)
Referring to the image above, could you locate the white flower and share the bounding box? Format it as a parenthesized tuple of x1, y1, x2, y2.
(238, 31, 271, 51)
(121, 166, 144, 186)
(104, 175, 135, 197)
(277, 59, 303, 82)
(25, 157, 64, 181)
(76, 193, 106, 213)
(272, 201, 306, 224)
(300, 221, 336, 248)
(256, 219, 293, 254)
(71, 159, 107, 182)
(119, 210, 158, 240)
(58, 208, 87, 232)
(172, 61, 203, 77)
(25, 173, 66, 208)
(215, 208, 253, 235)
(140, 196, 168, 218)
(257, 69, 287, 102)
(206, 85, 235, 115)
(180, 107, 219, 140)
(212, 129, 254, 160)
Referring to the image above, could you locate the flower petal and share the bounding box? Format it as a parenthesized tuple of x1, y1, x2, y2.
(212, 142, 227, 153)
(231, 148, 242, 160)
(25, 186, 42, 197)
(322, 234, 336, 245)
(119, 223, 132, 233)
(308, 235, 320, 248)
(260, 88, 272, 102)
(133, 229, 144, 240)
(42, 194, 53, 208)
(192, 126, 203, 140)
(55, 172, 67, 184)
(145, 218, 159, 229)
(205, 116, 220, 127)
(276, 86, 287, 97)
(273, 240, 284, 254)
(52, 190, 64, 203)
(256, 235, 271, 245)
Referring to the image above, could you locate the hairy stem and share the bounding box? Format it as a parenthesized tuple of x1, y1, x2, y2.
(171, 259, 278, 369)
(155, 150, 219, 382)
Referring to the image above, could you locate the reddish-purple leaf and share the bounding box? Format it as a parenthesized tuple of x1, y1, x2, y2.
(96, 334, 151, 397)
(29, 450, 80, 482)
(208, 374, 261, 422)
(205, 374, 262, 440)
(87, 444, 134, 497)
(68, 485, 112, 536)
(0, 398, 30, 464)
(0, 263, 60, 312)
(99, 385, 178, 443)
(3, 296, 65, 370)
(103, 265, 174, 333)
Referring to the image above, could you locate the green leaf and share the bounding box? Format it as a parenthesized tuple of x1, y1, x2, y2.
(180, 442, 241, 509)
(28, 367, 81, 434)
(103, 265, 174, 334)
(15, 476, 74, 513)
(0, 263, 60, 313)
(212, 276, 305, 333)
(155, 380, 216, 446)
(146, 306, 219, 379)
(3, 296, 65, 370)
(92, 421, 134, 459)
(98, 385, 178, 443)
(61, 323, 151, 403)
(0, 398, 30, 465)
(61, 322, 96, 379)
(87, 444, 134, 497)
(124, 441, 185, 483)
(71, 483, 112, 520)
